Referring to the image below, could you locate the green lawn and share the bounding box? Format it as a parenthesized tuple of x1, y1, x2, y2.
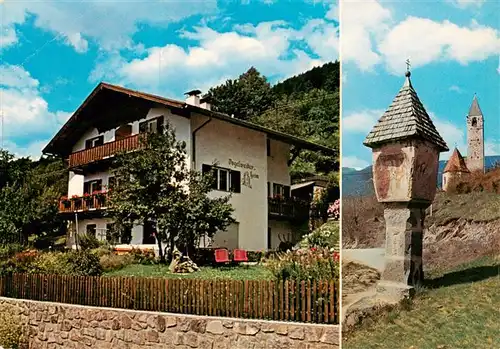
(343, 256, 500, 349)
(104, 263, 274, 280)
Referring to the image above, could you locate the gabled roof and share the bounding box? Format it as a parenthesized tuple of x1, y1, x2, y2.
(363, 72, 448, 152)
(468, 95, 483, 117)
(43, 82, 336, 156)
(443, 148, 470, 173)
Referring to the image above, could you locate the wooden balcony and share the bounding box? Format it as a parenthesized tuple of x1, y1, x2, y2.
(68, 134, 143, 168)
(268, 197, 310, 220)
(59, 192, 109, 213)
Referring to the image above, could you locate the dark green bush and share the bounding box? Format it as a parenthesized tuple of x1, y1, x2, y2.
(66, 250, 102, 276)
(78, 234, 101, 250)
(0, 244, 24, 260)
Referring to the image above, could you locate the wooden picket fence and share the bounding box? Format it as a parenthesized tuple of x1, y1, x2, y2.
(0, 273, 339, 324)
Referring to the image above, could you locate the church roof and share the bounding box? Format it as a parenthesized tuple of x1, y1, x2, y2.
(443, 148, 470, 173)
(468, 95, 483, 116)
(364, 72, 449, 152)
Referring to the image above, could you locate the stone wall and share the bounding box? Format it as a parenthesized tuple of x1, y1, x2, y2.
(0, 297, 339, 349)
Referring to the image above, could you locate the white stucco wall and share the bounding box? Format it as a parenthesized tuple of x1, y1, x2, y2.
(267, 139, 291, 194)
(68, 171, 84, 197)
(193, 116, 268, 251)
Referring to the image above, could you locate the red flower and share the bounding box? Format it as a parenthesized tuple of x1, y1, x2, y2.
(333, 251, 340, 262)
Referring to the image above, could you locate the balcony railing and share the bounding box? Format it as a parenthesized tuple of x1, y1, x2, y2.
(59, 192, 109, 213)
(268, 197, 310, 220)
(68, 134, 143, 167)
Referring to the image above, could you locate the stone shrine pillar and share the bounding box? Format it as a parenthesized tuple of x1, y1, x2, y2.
(364, 69, 448, 299)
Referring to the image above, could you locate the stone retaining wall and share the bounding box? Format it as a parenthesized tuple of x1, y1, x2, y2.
(0, 297, 339, 349)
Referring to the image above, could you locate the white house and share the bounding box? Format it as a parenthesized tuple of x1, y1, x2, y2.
(42, 83, 335, 253)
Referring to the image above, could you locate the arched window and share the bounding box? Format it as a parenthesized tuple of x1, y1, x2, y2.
(471, 117, 477, 127)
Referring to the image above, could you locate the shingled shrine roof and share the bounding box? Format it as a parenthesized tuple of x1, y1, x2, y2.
(443, 148, 470, 173)
(468, 95, 483, 116)
(363, 71, 449, 152)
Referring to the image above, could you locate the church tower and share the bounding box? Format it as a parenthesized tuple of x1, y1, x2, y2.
(466, 95, 484, 173)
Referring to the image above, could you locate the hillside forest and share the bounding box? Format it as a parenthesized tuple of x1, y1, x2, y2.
(0, 62, 340, 246)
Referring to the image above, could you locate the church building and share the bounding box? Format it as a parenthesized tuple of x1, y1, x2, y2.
(443, 95, 485, 191)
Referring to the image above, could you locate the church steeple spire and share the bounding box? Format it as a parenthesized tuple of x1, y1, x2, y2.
(468, 94, 483, 117)
(466, 94, 485, 173)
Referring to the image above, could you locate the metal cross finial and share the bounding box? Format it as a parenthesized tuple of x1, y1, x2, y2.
(405, 58, 411, 72)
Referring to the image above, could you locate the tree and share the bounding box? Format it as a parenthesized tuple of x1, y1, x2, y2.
(205, 67, 275, 120)
(0, 152, 67, 246)
(107, 122, 235, 262)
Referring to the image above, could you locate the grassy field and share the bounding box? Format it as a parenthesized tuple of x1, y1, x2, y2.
(343, 256, 500, 349)
(104, 264, 274, 280)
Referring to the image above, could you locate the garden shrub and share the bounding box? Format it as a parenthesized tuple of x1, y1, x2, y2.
(299, 220, 339, 250)
(100, 253, 134, 272)
(66, 250, 102, 276)
(30, 252, 73, 275)
(264, 248, 339, 281)
(0, 250, 40, 275)
(0, 310, 26, 349)
(129, 248, 157, 265)
(78, 234, 102, 250)
(91, 244, 115, 258)
(191, 248, 216, 266)
(0, 244, 24, 260)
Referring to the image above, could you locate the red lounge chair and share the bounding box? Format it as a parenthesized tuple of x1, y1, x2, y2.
(233, 249, 248, 263)
(214, 248, 230, 264)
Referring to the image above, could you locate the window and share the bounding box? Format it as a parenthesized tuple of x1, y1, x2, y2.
(267, 139, 271, 156)
(472, 117, 477, 127)
(272, 183, 290, 198)
(86, 224, 97, 237)
(202, 164, 241, 193)
(139, 117, 163, 134)
(121, 226, 132, 244)
(85, 136, 104, 149)
(106, 223, 116, 243)
(84, 179, 102, 194)
(143, 221, 156, 245)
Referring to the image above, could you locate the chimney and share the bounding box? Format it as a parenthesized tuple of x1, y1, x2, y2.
(200, 97, 211, 111)
(184, 89, 202, 107)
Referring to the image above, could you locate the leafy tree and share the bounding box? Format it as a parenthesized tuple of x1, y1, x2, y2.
(107, 122, 235, 262)
(0, 153, 66, 246)
(205, 67, 275, 120)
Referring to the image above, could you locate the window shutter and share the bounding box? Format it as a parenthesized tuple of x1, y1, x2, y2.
(95, 136, 104, 146)
(157, 116, 164, 133)
(267, 182, 270, 197)
(139, 121, 147, 133)
(284, 185, 291, 198)
(85, 139, 92, 149)
(83, 182, 90, 194)
(230, 170, 241, 193)
(95, 179, 103, 192)
(202, 164, 212, 174)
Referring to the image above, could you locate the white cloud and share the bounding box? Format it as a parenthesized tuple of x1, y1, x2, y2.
(446, 0, 486, 9)
(485, 140, 500, 156)
(340, 0, 392, 71)
(449, 85, 463, 93)
(342, 156, 370, 170)
(91, 17, 338, 97)
(0, 64, 71, 157)
(326, 3, 338, 21)
(342, 109, 384, 133)
(429, 111, 466, 159)
(0, 0, 217, 53)
(379, 17, 500, 74)
(341, 1, 500, 73)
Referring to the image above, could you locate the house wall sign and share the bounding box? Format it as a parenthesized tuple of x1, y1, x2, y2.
(229, 159, 259, 189)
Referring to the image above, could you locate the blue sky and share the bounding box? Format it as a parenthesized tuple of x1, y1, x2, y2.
(0, 0, 337, 158)
(341, 0, 499, 170)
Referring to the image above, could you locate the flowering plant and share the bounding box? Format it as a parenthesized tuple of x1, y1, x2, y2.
(92, 190, 107, 198)
(264, 247, 339, 280)
(327, 199, 340, 220)
(70, 194, 80, 201)
(83, 192, 93, 201)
